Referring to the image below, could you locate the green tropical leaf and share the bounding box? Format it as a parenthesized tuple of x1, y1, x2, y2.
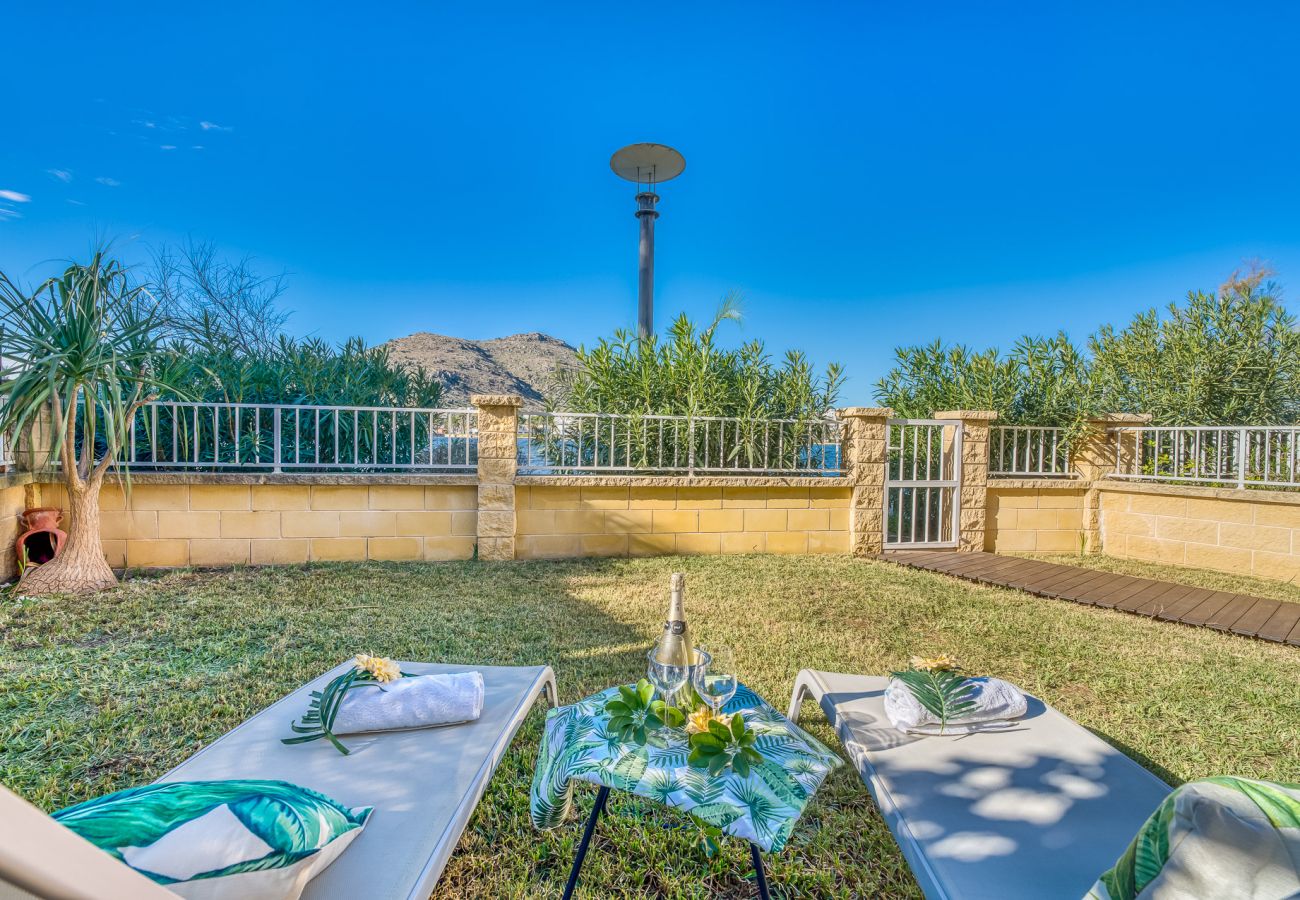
(680, 768, 724, 805)
(609, 747, 650, 792)
(707, 720, 732, 741)
(751, 760, 806, 806)
(690, 803, 743, 829)
(642, 771, 683, 804)
(649, 700, 684, 728)
(731, 779, 782, 844)
(1206, 776, 1300, 829)
(1099, 791, 1178, 900)
(890, 668, 978, 732)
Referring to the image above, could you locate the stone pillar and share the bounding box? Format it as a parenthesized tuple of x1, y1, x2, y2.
(934, 410, 998, 552)
(839, 407, 893, 557)
(1074, 413, 1151, 552)
(471, 394, 523, 561)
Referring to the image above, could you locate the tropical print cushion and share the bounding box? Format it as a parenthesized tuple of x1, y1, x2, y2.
(1086, 776, 1300, 900)
(54, 779, 371, 900)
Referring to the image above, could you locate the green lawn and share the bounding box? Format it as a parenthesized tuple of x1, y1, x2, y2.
(3, 555, 1297, 898)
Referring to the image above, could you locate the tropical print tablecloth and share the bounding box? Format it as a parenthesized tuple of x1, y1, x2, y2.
(530, 682, 841, 852)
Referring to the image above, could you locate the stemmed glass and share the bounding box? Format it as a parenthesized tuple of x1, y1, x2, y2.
(692, 646, 738, 717)
(646, 644, 689, 733)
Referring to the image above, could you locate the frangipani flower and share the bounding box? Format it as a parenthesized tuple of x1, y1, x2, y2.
(686, 707, 734, 735)
(910, 653, 959, 672)
(354, 653, 401, 683)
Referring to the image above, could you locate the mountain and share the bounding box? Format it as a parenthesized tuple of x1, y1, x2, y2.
(384, 331, 579, 406)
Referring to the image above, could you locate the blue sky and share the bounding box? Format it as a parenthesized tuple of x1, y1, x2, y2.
(3, 2, 1299, 404)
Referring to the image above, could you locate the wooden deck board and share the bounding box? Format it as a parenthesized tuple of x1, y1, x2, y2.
(1228, 598, 1283, 637)
(879, 551, 1300, 646)
(1179, 591, 1239, 627)
(1257, 603, 1300, 644)
(1203, 595, 1260, 632)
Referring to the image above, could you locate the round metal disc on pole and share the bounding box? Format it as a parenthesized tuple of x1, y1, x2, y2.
(610, 143, 685, 186)
(611, 143, 685, 340)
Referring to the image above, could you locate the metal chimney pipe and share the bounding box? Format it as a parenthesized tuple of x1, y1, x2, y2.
(635, 190, 659, 340)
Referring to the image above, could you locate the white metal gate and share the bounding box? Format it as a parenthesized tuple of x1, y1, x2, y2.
(884, 418, 962, 549)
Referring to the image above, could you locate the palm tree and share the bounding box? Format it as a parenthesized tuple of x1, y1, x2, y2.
(0, 253, 171, 594)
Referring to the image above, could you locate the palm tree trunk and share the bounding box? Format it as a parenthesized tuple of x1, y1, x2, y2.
(17, 480, 117, 595)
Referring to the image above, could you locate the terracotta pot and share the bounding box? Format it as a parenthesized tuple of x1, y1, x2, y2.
(21, 507, 62, 531)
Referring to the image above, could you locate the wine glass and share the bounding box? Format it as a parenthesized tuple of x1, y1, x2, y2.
(646, 645, 689, 726)
(692, 646, 737, 716)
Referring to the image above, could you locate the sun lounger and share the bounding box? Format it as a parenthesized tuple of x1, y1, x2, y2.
(787, 670, 1171, 900)
(0, 661, 556, 900)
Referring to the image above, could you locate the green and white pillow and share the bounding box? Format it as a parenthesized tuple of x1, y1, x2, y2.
(1086, 776, 1300, 900)
(53, 779, 371, 900)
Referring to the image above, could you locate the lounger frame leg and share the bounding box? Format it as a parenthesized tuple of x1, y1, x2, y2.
(561, 785, 609, 900)
(786, 669, 820, 723)
(750, 842, 772, 900)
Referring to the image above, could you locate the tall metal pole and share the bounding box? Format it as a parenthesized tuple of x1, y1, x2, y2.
(612, 143, 683, 340)
(635, 190, 659, 340)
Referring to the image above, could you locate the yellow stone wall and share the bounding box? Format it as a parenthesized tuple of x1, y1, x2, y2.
(985, 486, 1087, 553)
(1099, 485, 1300, 581)
(514, 484, 851, 559)
(0, 481, 31, 579)
(38, 482, 477, 567)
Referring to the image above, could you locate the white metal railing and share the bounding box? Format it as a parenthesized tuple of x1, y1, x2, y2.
(517, 411, 843, 476)
(1109, 426, 1300, 489)
(990, 426, 1073, 477)
(123, 402, 478, 472)
(0, 432, 11, 471)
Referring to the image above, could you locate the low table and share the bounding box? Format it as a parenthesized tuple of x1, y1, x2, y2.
(531, 681, 842, 898)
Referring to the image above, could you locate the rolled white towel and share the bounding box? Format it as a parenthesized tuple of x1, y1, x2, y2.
(333, 671, 484, 735)
(884, 676, 1027, 735)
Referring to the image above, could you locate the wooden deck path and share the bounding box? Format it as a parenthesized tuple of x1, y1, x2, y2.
(880, 550, 1300, 647)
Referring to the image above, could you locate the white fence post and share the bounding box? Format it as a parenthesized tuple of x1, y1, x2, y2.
(272, 407, 282, 474)
(687, 416, 696, 477)
(1236, 426, 1248, 489)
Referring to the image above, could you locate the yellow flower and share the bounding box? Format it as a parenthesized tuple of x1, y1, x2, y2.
(686, 708, 733, 734)
(910, 653, 958, 672)
(353, 653, 401, 683)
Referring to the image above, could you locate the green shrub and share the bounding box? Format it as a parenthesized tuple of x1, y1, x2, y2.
(155, 336, 442, 408)
(554, 297, 842, 420)
(875, 267, 1300, 431)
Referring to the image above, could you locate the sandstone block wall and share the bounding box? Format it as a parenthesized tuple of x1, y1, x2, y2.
(985, 485, 1087, 553)
(514, 484, 851, 559)
(1099, 483, 1300, 581)
(0, 480, 31, 578)
(37, 481, 478, 567)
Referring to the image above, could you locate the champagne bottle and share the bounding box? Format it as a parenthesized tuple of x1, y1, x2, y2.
(654, 572, 695, 669)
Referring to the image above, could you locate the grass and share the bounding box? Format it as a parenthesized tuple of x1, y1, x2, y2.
(1022, 552, 1300, 606)
(2, 554, 1298, 898)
